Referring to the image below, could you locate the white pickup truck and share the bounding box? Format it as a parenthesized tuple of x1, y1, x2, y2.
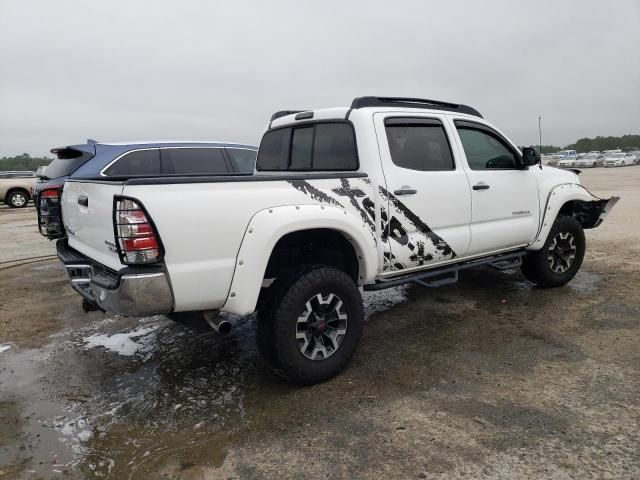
(56, 97, 618, 385)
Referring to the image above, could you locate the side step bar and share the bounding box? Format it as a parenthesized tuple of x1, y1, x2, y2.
(364, 251, 526, 291)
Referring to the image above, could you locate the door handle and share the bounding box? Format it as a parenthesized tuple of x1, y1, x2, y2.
(78, 194, 88, 207)
(472, 183, 490, 191)
(393, 187, 417, 196)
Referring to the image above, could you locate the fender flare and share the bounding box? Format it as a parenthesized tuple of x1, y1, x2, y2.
(221, 204, 378, 316)
(527, 183, 617, 251)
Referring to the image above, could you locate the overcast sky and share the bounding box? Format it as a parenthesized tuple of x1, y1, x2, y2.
(1, 0, 639, 157)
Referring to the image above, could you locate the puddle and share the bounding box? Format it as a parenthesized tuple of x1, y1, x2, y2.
(0, 287, 414, 478)
(84, 324, 160, 357)
(0, 313, 257, 478)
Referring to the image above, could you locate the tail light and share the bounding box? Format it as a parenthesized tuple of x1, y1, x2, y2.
(113, 197, 163, 264)
(38, 186, 65, 238)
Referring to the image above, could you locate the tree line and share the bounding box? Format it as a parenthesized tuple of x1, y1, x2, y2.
(0, 153, 52, 172)
(533, 134, 640, 154)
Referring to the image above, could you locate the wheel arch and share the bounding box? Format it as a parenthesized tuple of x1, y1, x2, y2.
(528, 183, 619, 251)
(221, 205, 378, 316)
(5, 187, 31, 204)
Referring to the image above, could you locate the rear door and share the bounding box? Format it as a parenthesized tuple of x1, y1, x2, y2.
(61, 180, 125, 270)
(374, 113, 472, 273)
(449, 119, 540, 255)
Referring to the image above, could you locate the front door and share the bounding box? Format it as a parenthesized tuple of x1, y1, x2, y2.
(374, 113, 472, 273)
(449, 119, 540, 255)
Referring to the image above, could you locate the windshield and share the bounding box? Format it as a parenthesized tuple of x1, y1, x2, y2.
(583, 154, 597, 159)
(612, 153, 625, 158)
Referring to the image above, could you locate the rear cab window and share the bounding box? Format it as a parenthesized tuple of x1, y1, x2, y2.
(257, 122, 358, 171)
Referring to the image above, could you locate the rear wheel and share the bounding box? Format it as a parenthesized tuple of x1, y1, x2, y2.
(7, 190, 29, 208)
(521, 215, 585, 288)
(257, 266, 363, 385)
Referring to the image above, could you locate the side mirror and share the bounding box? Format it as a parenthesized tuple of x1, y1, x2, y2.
(521, 147, 540, 167)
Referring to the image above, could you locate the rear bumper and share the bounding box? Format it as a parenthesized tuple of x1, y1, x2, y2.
(57, 240, 173, 316)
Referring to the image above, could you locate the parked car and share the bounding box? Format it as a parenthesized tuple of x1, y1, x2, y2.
(554, 150, 578, 168)
(34, 142, 98, 234)
(576, 153, 605, 168)
(36, 140, 257, 237)
(0, 171, 36, 208)
(604, 152, 635, 167)
(53, 96, 618, 385)
(630, 151, 640, 165)
(603, 149, 622, 158)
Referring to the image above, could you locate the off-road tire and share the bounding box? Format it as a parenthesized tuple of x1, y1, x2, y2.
(521, 215, 585, 288)
(7, 190, 29, 208)
(257, 266, 363, 385)
(256, 267, 314, 369)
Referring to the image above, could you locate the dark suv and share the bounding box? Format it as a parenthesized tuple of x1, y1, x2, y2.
(36, 140, 257, 236)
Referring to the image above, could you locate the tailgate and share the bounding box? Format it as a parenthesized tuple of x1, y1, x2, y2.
(61, 180, 124, 271)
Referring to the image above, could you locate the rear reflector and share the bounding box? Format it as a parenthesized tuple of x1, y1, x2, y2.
(114, 197, 162, 264)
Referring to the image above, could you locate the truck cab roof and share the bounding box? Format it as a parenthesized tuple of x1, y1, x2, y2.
(269, 96, 483, 129)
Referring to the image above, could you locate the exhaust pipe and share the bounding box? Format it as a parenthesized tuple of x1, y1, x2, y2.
(203, 310, 232, 336)
(82, 298, 105, 313)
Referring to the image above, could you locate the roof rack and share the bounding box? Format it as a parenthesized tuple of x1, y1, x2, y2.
(350, 96, 482, 118)
(270, 110, 306, 122)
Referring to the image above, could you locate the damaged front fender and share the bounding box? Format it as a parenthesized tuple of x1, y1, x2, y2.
(528, 183, 619, 251)
(573, 196, 620, 229)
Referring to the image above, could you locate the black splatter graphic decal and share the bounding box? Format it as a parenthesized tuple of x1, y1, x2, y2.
(379, 186, 456, 259)
(384, 251, 405, 271)
(286, 176, 456, 272)
(287, 180, 344, 208)
(332, 178, 376, 232)
(408, 240, 433, 266)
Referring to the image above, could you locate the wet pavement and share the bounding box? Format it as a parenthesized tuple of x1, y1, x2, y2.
(1, 168, 639, 479)
(0, 287, 410, 479)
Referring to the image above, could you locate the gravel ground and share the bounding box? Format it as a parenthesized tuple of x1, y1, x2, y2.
(0, 167, 638, 479)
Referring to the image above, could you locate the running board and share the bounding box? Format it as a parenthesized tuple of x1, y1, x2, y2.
(364, 251, 526, 291)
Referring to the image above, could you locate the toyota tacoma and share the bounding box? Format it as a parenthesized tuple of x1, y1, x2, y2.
(53, 97, 618, 384)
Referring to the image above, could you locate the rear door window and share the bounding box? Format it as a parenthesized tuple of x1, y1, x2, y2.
(104, 149, 161, 176)
(226, 148, 257, 173)
(160, 148, 230, 175)
(384, 118, 454, 171)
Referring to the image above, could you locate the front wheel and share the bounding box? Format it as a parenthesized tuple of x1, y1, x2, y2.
(521, 215, 585, 288)
(257, 266, 363, 385)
